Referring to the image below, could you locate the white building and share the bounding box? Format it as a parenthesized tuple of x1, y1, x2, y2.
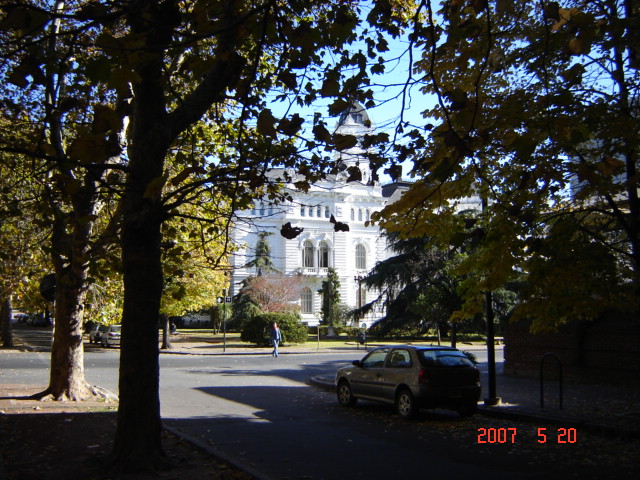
(230, 104, 405, 326)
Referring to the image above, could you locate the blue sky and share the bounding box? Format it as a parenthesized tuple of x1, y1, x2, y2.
(264, 4, 438, 183)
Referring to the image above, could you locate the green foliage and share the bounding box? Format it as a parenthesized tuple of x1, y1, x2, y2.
(372, 0, 640, 331)
(318, 268, 342, 330)
(361, 232, 466, 334)
(240, 312, 307, 346)
(244, 232, 279, 275)
(159, 209, 229, 318)
(229, 286, 262, 330)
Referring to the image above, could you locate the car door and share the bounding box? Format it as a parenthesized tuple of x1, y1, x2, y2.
(376, 348, 414, 402)
(349, 348, 389, 399)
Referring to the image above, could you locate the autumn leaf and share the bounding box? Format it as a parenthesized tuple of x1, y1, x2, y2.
(257, 109, 278, 137)
(143, 174, 168, 200)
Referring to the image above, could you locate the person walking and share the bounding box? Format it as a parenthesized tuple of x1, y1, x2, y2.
(270, 322, 282, 357)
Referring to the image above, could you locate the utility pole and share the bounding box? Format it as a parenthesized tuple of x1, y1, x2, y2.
(481, 194, 500, 406)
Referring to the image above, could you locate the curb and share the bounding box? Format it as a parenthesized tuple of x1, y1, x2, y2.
(163, 423, 275, 480)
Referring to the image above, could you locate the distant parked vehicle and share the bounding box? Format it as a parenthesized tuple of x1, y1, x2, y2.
(89, 324, 108, 344)
(335, 345, 481, 419)
(101, 325, 121, 348)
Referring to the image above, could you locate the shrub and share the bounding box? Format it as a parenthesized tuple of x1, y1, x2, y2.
(241, 312, 308, 346)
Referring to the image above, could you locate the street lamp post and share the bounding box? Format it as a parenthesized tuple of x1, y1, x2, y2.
(353, 275, 364, 320)
(354, 275, 365, 349)
(217, 290, 231, 353)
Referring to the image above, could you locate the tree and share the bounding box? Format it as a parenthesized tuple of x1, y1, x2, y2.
(371, 0, 640, 332)
(2, 0, 376, 470)
(159, 202, 231, 347)
(362, 232, 464, 338)
(0, 143, 50, 347)
(242, 273, 302, 314)
(1, 0, 126, 403)
(318, 268, 341, 336)
(229, 282, 262, 330)
(245, 231, 279, 275)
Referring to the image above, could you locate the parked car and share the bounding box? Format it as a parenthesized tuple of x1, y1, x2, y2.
(335, 345, 481, 419)
(89, 324, 108, 344)
(101, 325, 121, 348)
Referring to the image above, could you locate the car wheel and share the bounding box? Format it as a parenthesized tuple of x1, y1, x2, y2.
(337, 380, 357, 407)
(396, 388, 418, 419)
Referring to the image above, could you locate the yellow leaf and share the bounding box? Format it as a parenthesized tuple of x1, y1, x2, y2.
(568, 37, 585, 55)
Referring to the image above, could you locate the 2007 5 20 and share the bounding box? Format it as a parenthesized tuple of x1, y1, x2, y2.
(477, 427, 577, 444)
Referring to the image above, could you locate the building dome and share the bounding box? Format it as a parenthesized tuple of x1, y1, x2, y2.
(334, 103, 375, 184)
(336, 103, 373, 136)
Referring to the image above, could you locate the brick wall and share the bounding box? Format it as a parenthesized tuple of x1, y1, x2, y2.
(503, 314, 640, 385)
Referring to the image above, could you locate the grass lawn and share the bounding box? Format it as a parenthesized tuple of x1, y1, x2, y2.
(166, 329, 488, 349)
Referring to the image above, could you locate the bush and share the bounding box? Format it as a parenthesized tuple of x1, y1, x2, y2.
(241, 313, 308, 346)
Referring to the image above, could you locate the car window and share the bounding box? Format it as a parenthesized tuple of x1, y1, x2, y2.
(435, 352, 474, 367)
(420, 351, 437, 365)
(361, 348, 389, 368)
(419, 350, 474, 367)
(387, 349, 412, 368)
(110, 326, 122, 333)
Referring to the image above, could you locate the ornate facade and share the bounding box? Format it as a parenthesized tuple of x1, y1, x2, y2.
(230, 104, 402, 326)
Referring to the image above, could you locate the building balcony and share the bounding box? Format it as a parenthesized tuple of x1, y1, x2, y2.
(299, 267, 330, 276)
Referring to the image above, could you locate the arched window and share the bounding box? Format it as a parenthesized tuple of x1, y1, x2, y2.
(355, 244, 366, 270)
(301, 288, 313, 314)
(358, 209, 363, 221)
(317, 205, 322, 217)
(351, 208, 355, 221)
(366, 209, 370, 221)
(324, 206, 330, 218)
(319, 241, 330, 268)
(303, 240, 315, 268)
(301, 205, 305, 216)
(308, 206, 314, 217)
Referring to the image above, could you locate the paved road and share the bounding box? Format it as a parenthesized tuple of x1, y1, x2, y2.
(158, 353, 520, 480)
(5, 329, 637, 480)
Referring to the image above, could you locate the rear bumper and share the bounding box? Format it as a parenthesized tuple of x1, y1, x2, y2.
(416, 385, 481, 407)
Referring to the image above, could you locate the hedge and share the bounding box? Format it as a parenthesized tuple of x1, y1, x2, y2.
(241, 312, 308, 346)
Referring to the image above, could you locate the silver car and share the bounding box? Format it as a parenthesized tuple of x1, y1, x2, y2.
(335, 345, 481, 419)
(101, 325, 121, 348)
(89, 324, 108, 344)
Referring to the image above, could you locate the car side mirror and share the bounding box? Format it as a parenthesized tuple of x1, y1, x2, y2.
(352, 360, 362, 367)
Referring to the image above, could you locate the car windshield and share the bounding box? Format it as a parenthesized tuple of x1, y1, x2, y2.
(110, 326, 121, 333)
(419, 350, 474, 367)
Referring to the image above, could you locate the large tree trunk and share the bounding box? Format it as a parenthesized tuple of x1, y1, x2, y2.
(35, 216, 115, 402)
(44, 273, 93, 400)
(110, 0, 244, 470)
(1, 296, 13, 348)
(112, 60, 171, 468)
(113, 201, 165, 469)
(160, 314, 172, 350)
